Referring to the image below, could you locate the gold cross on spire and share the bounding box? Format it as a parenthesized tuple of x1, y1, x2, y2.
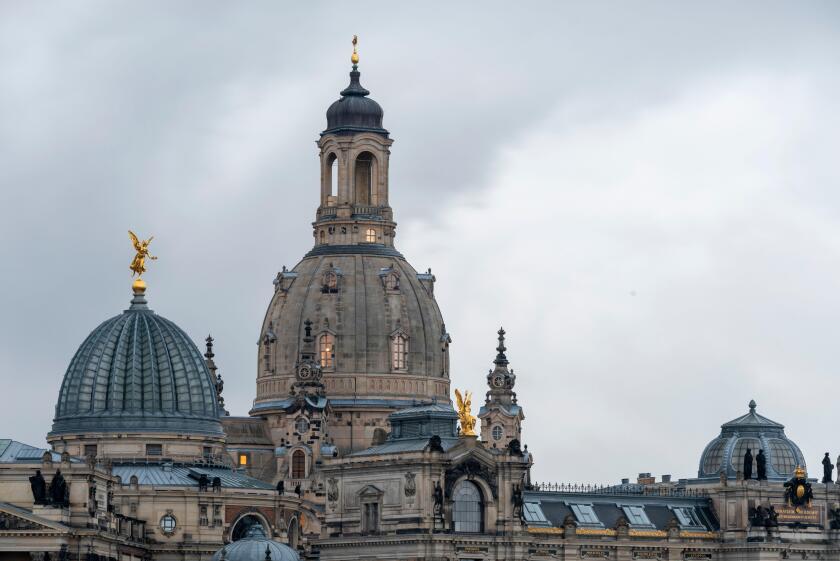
(351, 35, 359, 65)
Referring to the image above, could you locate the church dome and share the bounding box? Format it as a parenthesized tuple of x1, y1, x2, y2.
(255, 253, 449, 412)
(323, 67, 387, 136)
(697, 400, 805, 481)
(49, 285, 223, 438)
(212, 525, 299, 561)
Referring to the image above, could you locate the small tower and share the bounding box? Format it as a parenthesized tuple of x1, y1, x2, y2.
(315, 36, 396, 248)
(478, 328, 525, 452)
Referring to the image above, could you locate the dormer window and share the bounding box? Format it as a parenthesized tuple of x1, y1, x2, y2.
(391, 333, 408, 371)
(322, 271, 339, 293)
(319, 333, 335, 368)
(621, 505, 653, 527)
(570, 504, 601, 526)
(385, 272, 399, 290)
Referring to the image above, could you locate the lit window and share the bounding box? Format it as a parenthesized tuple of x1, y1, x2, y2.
(319, 333, 335, 368)
(392, 334, 408, 370)
(238, 453, 249, 466)
(160, 514, 177, 534)
(453, 480, 483, 533)
(570, 504, 601, 526)
(622, 505, 653, 527)
(146, 444, 162, 456)
(292, 450, 306, 479)
(365, 228, 376, 242)
(295, 417, 310, 434)
(492, 426, 503, 441)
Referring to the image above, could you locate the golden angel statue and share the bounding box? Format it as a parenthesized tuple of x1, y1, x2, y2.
(128, 230, 157, 277)
(454, 389, 477, 436)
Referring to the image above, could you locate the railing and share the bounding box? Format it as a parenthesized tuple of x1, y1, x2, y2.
(352, 204, 383, 217)
(527, 482, 709, 498)
(317, 207, 337, 219)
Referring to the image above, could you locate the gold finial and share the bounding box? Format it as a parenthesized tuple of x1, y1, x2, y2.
(128, 230, 157, 291)
(351, 35, 359, 65)
(454, 389, 477, 436)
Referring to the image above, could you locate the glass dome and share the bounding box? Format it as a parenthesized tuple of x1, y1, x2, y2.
(697, 400, 805, 481)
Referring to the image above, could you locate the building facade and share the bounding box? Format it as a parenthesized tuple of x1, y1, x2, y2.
(1, 50, 839, 561)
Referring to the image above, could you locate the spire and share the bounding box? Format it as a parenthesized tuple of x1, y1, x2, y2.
(494, 327, 508, 368)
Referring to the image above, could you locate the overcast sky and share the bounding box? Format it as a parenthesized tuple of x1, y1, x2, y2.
(2, 2, 839, 483)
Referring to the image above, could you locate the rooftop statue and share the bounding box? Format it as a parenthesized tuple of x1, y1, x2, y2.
(454, 389, 477, 436)
(128, 230, 157, 278)
(823, 452, 834, 483)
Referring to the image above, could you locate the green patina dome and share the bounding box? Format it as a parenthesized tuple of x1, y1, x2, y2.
(49, 287, 223, 437)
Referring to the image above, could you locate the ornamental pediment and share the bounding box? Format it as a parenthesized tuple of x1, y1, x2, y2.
(0, 504, 69, 534)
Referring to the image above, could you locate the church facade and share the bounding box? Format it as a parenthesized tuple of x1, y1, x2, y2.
(1, 47, 839, 561)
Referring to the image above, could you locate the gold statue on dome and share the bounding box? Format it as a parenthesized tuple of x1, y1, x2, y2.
(351, 35, 359, 65)
(454, 389, 477, 436)
(128, 230, 157, 278)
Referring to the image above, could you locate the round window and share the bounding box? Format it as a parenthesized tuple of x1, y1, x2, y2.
(295, 417, 310, 434)
(492, 426, 503, 441)
(160, 514, 177, 534)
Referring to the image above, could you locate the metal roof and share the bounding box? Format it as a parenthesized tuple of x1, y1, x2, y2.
(0, 439, 68, 464)
(111, 463, 273, 489)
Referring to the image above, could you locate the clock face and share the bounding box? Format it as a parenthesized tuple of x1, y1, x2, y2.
(298, 365, 312, 380)
(492, 375, 505, 388)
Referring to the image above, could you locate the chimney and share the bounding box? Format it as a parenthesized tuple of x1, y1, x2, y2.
(637, 473, 655, 485)
(661, 474, 672, 483)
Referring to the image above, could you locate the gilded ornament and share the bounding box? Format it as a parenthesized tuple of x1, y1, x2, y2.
(351, 35, 359, 65)
(128, 230, 157, 280)
(454, 389, 477, 436)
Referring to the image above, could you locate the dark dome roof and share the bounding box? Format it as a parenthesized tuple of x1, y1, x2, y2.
(212, 525, 299, 561)
(697, 400, 805, 481)
(323, 66, 387, 137)
(50, 287, 223, 437)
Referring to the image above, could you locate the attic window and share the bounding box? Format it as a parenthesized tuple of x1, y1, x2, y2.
(621, 505, 653, 527)
(322, 271, 339, 293)
(238, 453, 250, 466)
(570, 504, 601, 526)
(384, 272, 399, 290)
(522, 502, 548, 524)
(146, 444, 162, 456)
(672, 507, 704, 529)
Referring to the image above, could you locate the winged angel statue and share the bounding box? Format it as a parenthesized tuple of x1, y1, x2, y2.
(128, 230, 157, 277)
(454, 389, 477, 436)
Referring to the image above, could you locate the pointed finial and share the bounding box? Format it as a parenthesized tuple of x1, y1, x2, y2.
(749, 399, 756, 412)
(265, 544, 272, 561)
(351, 35, 359, 66)
(304, 319, 313, 338)
(205, 335, 214, 359)
(494, 327, 508, 367)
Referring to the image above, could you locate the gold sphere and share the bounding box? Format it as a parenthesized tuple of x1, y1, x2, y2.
(351, 52, 359, 64)
(132, 277, 147, 293)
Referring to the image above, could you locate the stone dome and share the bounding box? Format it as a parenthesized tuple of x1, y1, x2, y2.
(697, 400, 805, 481)
(212, 525, 298, 561)
(49, 286, 223, 437)
(254, 250, 450, 410)
(323, 67, 387, 136)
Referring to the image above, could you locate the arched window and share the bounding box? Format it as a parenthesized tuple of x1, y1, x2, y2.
(327, 153, 338, 200)
(319, 230, 326, 244)
(288, 517, 299, 549)
(322, 271, 338, 293)
(384, 272, 399, 290)
(453, 480, 483, 533)
(365, 228, 376, 243)
(492, 426, 503, 441)
(392, 334, 408, 371)
(319, 333, 335, 368)
(291, 450, 306, 478)
(231, 514, 266, 542)
(354, 152, 374, 205)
